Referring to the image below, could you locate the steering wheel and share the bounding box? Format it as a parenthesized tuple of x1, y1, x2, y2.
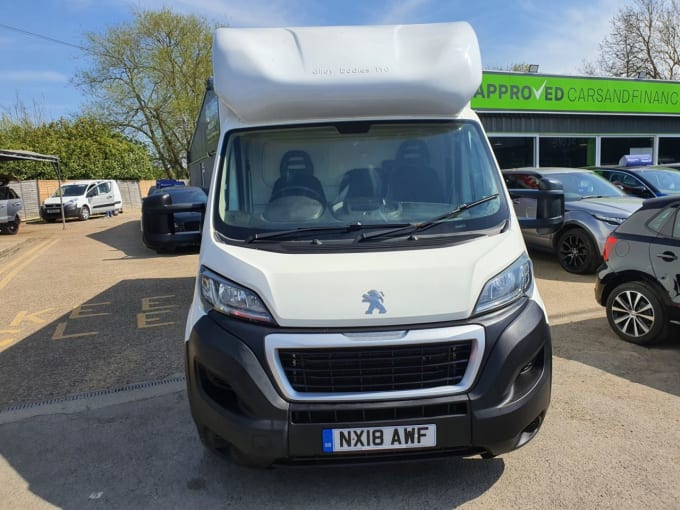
(271, 185, 325, 205)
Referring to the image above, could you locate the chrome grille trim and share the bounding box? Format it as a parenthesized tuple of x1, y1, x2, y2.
(265, 324, 485, 402)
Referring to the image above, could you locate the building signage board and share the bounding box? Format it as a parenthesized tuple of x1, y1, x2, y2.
(472, 71, 680, 115)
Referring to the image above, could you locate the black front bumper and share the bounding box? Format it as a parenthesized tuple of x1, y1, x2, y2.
(185, 299, 552, 466)
(40, 204, 80, 220)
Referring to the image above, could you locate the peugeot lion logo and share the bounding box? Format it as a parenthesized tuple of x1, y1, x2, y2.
(362, 290, 386, 314)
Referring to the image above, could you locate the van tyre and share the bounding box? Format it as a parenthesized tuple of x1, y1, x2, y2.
(606, 281, 668, 345)
(557, 228, 600, 274)
(79, 206, 91, 221)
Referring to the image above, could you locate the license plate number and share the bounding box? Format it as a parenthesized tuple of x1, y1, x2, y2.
(322, 424, 436, 453)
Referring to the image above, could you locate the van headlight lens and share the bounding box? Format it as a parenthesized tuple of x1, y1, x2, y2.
(199, 267, 274, 324)
(474, 253, 533, 315)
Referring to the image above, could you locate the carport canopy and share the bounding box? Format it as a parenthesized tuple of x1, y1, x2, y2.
(0, 149, 59, 165)
(0, 149, 65, 228)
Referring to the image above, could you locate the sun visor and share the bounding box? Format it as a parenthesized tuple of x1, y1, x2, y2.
(212, 22, 482, 124)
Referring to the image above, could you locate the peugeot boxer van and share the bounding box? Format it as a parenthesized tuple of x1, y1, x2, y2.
(40, 179, 123, 221)
(143, 22, 563, 466)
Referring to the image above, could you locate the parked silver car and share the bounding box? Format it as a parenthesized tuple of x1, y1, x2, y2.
(503, 167, 643, 274)
(0, 174, 23, 235)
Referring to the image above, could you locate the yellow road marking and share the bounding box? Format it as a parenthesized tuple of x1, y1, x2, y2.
(0, 239, 59, 291)
(70, 302, 111, 319)
(52, 322, 98, 340)
(137, 310, 176, 329)
(141, 295, 177, 311)
(9, 308, 55, 328)
(0, 337, 17, 349)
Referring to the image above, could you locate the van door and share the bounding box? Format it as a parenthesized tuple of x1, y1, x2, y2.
(89, 181, 114, 215)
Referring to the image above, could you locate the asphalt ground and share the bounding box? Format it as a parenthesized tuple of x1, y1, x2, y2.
(1, 213, 679, 509)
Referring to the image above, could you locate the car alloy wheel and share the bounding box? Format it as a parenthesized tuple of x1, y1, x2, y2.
(557, 228, 599, 274)
(5, 218, 19, 235)
(79, 206, 90, 221)
(605, 281, 667, 345)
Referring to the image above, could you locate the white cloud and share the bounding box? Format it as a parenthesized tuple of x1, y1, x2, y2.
(112, 0, 301, 27)
(0, 71, 69, 83)
(493, 0, 624, 74)
(376, 0, 434, 24)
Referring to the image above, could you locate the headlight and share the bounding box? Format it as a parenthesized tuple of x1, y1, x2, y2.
(593, 214, 625, 225)
(474, 253, 533, 315)
(199, 267, 274, 324)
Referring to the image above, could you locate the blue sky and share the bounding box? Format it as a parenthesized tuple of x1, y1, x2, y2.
(1, 0, 627, 121)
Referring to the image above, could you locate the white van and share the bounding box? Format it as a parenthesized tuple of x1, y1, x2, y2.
(151, 22, 563, 466)
(40, 179, 123, 221)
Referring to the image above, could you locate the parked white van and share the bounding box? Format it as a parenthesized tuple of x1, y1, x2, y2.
(144, 22, 563, 466)
(40, 179, 123, 221)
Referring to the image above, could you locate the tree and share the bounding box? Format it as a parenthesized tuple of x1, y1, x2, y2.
(0, 115, 156, 180)
(587, 0, 680, 79)
(76, 9, 215, 179)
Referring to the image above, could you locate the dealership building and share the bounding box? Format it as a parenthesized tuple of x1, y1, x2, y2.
(472, 71, 680, 169)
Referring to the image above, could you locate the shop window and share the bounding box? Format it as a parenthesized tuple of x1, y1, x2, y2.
(489, 137, 534, 169)
(539, 137, 595, 168)
(600, 137, 652, 166)
(659, 138, 680, 165)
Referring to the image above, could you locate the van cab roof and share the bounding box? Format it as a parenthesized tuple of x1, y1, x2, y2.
(212, 22, 482, 124)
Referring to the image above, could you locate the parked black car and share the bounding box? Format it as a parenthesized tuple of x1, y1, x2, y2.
(141, 185, 207, 253)
(591, 165, 680, 199)
(595, 196, 680, 345)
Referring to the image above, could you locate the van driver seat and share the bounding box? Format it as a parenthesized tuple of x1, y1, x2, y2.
(386, 140, 445, 203)
(270, 150, 326, 204)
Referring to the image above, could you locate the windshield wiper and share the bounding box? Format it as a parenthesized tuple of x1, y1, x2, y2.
(245, 222, 410, 243)
(357, 193, 500, 243)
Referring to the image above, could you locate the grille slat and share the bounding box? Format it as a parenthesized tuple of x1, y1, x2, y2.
(279, 341, 473, 393)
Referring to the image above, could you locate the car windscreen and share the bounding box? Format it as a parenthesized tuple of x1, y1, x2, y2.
(212, 121, 508, 243)
(638, 169, 680, 194)
(53, 184, 88, 197)
(551, 172, 626, 200)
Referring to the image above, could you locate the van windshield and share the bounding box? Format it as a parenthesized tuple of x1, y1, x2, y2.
(213, 121, 508, 243)
(52, 184, 88, 197)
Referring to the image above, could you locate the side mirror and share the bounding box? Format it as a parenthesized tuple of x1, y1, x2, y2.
(141, 193, 206, 250)
(509, 178, 564, 234)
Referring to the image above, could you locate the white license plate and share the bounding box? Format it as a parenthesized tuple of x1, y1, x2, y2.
(322, 424, 436, 453)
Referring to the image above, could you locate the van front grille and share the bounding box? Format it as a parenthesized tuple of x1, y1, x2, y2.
(278, 341, 473, 394)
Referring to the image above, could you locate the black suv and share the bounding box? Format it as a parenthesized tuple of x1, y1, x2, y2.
(595, 196, 680, 345)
